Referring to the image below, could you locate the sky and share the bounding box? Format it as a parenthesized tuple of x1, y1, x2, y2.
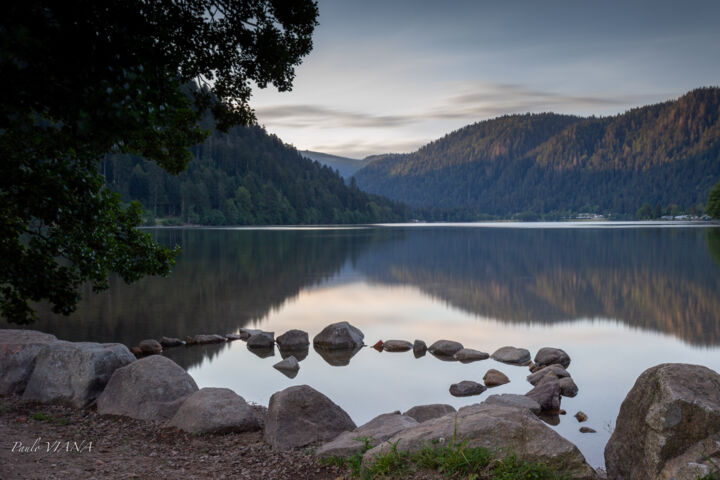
(251, 0, 720, 159)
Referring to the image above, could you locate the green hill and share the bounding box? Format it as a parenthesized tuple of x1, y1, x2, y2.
(103, 125, 411, 225)
(353, 87, 720, 217)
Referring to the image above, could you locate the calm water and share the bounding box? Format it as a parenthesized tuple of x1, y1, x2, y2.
(27, 222, 720, 467)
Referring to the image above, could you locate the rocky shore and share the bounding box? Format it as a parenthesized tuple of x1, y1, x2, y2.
(2, 325, 719, 479)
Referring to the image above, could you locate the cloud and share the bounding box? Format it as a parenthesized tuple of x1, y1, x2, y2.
(305, 139, 427, 159)
(256, 104, 415, 128)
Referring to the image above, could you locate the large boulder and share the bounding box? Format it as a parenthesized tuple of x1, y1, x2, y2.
(534, 347, 571, 369)
(169, 388, 261, 434)
(276, 329, 309, 350)
(0, 329, 58, 395)
(363, 403, 596, 479)
(22, 341, 135, 408)
(313, 322, 364, 350)
(264, 385, 356, 451)
(491, 346, 531, 365)
(428, 339, 463, 357)
(605, 363, 720, 480)
(97, 355, 198, 421)
(316, 412, 419, 458)
(402, 404, 456, 423)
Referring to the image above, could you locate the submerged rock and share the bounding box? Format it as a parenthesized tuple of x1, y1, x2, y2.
(402, 404, 456, 423)
(169, 387, 261, 434)
(383, 340, 413, 352)
(0, 329, 58, 395)
(313, 322, 364, 350)
(265, 385, 356, 451)
(454, 348, 490, 362)
(316, 412, 418, 458)
(483, 369, 510, 387)
(491, 346, 531, 365)
(450, 381, 487, 397)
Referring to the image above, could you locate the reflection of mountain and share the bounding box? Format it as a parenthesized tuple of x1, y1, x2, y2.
(355, 227, 720, 346)
(30, 228, 396, 369)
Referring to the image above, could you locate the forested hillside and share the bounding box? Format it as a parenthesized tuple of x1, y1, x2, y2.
(300, 150, 369, 179)
(103, 125, 410, 225)
(354, 88, 720, 217)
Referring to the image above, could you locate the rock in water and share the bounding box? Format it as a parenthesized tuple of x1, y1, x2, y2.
(160, 336, 184, 348)
(525, 379, 562, 412)
(413, 339, 427, 357)
(247, 332, 275, 349)
(189, 334, 226, 345)
(526, 364, 571, 385)
(383, 340, 413, 352)
(484, 394, 541, 415)
(313, 322, 364, 350)
(483, 369, 510, 387)
(22, 341, 135, 408)
(402, 404, 456, 423)
(314, 344, 362, 366)
(273, 356, 300, 374)
(579, 427, 596, 433)
(491, 346, 531, 365)
(450, 381, 487, 397)
(224, 333, 245, 341)
(316, 413, 419, 458)
(557, 376, 578, 397)
(605, 363, 720, 480)
(534, 347, 571, 369)
(575, 411, 588, 422)
(276, 329, 309, 350)
(362, 404, 596, 480)
(264, 385, 356, 451)
(0, 329, 58, 395)
(169, 388, 261, 434)
(454, 348, 490, 362)
(97, 355, 198, 421)
(139, 339, 162, 355)
(428, 339, 464, 357)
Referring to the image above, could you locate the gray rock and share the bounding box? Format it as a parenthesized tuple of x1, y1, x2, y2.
(525, 379, 562, 412)
(483, 369, 510, 387)
(484, 394, 541, 415)
(279, 344, 309, 361)
(402, 404, 456, 423)
(247, 345, 275, 358)
(428, 339, 463, 357)
(383, 340, 413, 352)
(273, 356, 300, 374)
(314, 344, 362, 366)
(605, 363, 720, 480)
(22, 341, 135, 408)
(362, 403, 596, 480)
(264, 385, 356, 451)
(224, 333, 245, 341)
(276, 329, 309, 350)
(188, 334, 226, 345)
(454, 348, 489, 362)
(159, 336, 184, 348)
(139, 339, 162, 355)
(313, 322, 364, 350)
(0, 329, 58, 395)
(557, 376, 578, 397)
(413, 339, 427, 357)
(97, 355, 198, 421)
(169, 387, 261, 434)
(580, 427, 596, 433)
(534, 347, 571, 369)
(450, 381, 487, 397)
(239, 328, 262, 340)
(247, 332, 275, 349)
(491, 346, 531, 365)
(316, 413, 419, 458)
(527, 364, 571, 386)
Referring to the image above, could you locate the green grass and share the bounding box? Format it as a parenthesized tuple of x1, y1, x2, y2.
(30, 412, 54, 422)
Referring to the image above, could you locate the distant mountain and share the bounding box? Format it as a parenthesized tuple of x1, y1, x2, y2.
(353, 87, 720, 217)
(103, 125, 411, 225)
(299, 150, 370, 179)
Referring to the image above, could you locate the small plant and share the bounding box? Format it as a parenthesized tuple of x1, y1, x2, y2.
(320, 436, 374, 477)
(30, 412, 53, 422)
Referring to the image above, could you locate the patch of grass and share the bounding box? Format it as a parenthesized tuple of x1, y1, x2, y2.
(320, 436, 374, 477)
(55, 416, 73, 426)
(30, 412, 54, 422)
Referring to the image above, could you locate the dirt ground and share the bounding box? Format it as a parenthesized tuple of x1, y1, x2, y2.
(0, 395, 344, 480)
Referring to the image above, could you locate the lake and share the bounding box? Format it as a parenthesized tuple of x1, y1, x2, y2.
(30, 222, 720, 468)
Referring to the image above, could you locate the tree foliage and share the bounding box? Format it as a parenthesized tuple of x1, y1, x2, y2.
(0, 0, 318, 323)
(707, 180, 720, 219)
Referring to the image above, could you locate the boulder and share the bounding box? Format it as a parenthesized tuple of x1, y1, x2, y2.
(159, 336, 184, 348)
(276, 329, 309, 350)
(316, 413, 419, 458)
(558, 376, 578, 397)
(402, 404, 456, 423)
(483, 369, 510, 387)
(0, 329, 58, 395)
(527, 364, 571, 386)
(313, 322, 364, 350)
(605, 363, 720, 480)
(97, 355, 198, 421)
(22, 341, 135, 408)
(139, 339, 162, 355)
(383, 340, 413, 352)
(264, 385, 356, 451)
(450, 381, 487, 397)
(247, 332, 275, 349)
(187, 334, 226, 345)
(273, 356, 300, 377)
(525, 379, 562, 412)
(413, 339, 427, 357)
(454, 348, 489, 362)
(491, 346, 531, 365)
(169, 387, 261, 434)
(534, 347, 571, 369)
(314, 344, 362, 366)
(428, 339, 463, 357)
(363, 403, 596, 480)
(484, 394, 541, 415)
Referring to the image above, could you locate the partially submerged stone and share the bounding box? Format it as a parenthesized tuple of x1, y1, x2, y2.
(247, 332, 275, 349)
(491, 346, 531, 365)
(534, 347, 571, 369)
(187, 334, 226, 345)
(383, 340, 413, 352)
(527, 364, 571, 386)
(450, 380, 487, 397)
(454, 348, 489, 362)
(525, 379, 562, 412)
(139, 339, 162, 355)
(313, 322, 364, 350)
(160, 336, 184, 348)
(273, 356, 300, 378)
(412, 339, 427, 358)
(428, 339, 463, 357)
(169, 387, 260, 434)
(316, 412, 418, 458)
(276, 329, 309, 350)
(483, 369, 510, 387)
